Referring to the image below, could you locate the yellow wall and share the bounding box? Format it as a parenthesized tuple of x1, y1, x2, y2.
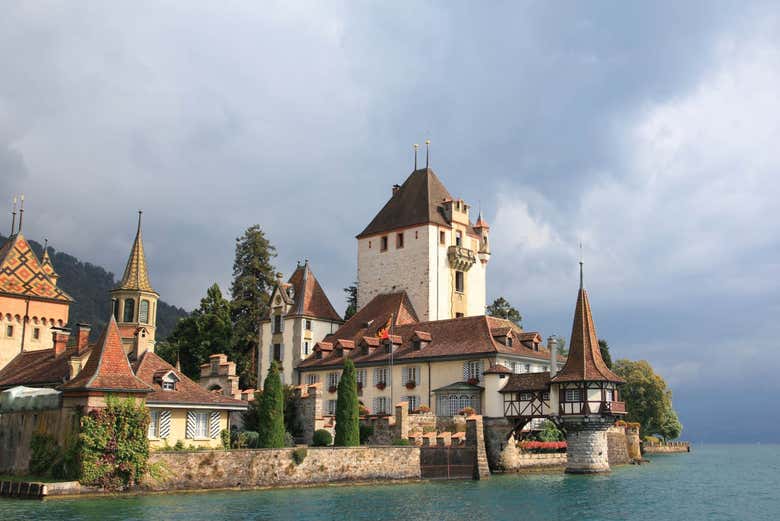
(148, 408, 230, 449)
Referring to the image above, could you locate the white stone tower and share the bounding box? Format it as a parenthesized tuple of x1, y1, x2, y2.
(356, 166, 489, 321)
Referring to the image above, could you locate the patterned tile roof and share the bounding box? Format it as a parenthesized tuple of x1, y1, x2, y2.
(134, 351, 247, 408)
(114, 212, 156, 294)
(550, 287, 624, 384)
(357, 168, 454, 238)
(62, 316, 151, 392)
(0, 233, 73, 302)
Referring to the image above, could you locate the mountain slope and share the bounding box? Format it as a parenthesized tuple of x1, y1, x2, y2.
(0, 234, 188, 340)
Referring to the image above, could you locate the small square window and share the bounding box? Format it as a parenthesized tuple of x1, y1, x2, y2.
(380, 236, 388, 251)
(6, 325, 13, 337)
(396, 233, 404, 249)
(32, 327, 40, 340)
(305, 319, 312, 330)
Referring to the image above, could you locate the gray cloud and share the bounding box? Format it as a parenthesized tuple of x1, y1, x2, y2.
(1, 1, 778, 440)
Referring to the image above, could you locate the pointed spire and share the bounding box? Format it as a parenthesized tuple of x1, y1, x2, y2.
(550, 265, 624, 384)
(115, 211, 157, 294)
(10, 195, 17, 236)
(17, 194, 24, 233)
(40, 238, 60, 283)
(475, 210, 489, 229)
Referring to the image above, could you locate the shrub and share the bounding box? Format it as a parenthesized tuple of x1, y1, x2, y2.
(285, 431, 295, 447)
(29, 433, 59, 476)
(359, 424, 374, 445)
(359, 404, 370, 416)
(220, 429, 230, 450)
(173, 440, 185, 451)
(51, 436, 79, 480)
(412, 405, 430, 414)
(240, 431, 260, 448)
(312, 429, 332, 447)
(392, 438, 411, 446)
(291, 447, 308, 465)
(536, 420, 564, 442)
(334, 359, 360, 447)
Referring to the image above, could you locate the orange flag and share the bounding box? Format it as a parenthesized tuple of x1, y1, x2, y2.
(377, 315, 393, 340)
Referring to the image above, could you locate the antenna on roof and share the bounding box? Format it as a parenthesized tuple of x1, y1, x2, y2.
(413, 143, 419, 170)
(425, 140, 431, 168)
(579, 242, 584, 290)
(10, 195, 17, 236)
(17, 194, 24, 233)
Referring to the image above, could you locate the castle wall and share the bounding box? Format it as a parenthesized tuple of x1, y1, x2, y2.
(0, 406, 79, 474)
(145, 446, 421, 491)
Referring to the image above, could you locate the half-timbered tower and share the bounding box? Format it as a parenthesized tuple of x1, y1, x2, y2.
(549, 264, 626, 473)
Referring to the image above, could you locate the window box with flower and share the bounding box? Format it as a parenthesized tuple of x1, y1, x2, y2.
(376, 382, 386, 390)
(405, 381, 416, 390)
(467, 377, 479, 385)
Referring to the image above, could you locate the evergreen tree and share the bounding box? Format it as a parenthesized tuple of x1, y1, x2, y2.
(486, 297, 522, 326)
(598, 339, 613, 369)
(344, 283, 358, 320)
(257, 361, 286, 448)
(230, 225, 277, 387)
(156, 283, 232, 378)
(334, 359, 360, 446)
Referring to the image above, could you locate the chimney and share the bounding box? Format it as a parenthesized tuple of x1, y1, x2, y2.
(52, 328, 71, 357)
(75, 323, 91, 352)
(548, 336, 558, 376)
(392, 184, 401, 195)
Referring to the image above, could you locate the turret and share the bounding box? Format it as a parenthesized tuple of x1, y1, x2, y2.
(474, 211, 490, 263)
(110, 211, 159, 356)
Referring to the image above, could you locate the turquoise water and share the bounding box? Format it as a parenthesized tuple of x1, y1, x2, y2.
(0, 445, 777, 521)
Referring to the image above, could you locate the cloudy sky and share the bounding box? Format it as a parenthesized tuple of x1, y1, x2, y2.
(3, 1, 779, 442)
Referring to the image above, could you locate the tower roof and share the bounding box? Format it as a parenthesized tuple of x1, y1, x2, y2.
(474, 211, 490, 229)
(357, 168, 453, 238)
(0, 233, 72, 302)
(550, 284, 624, 384)
(62, 316, 151, 392)
(286, 261, 342, 322)
(40, 245, 59, 279)
(114, 212, 157, 294)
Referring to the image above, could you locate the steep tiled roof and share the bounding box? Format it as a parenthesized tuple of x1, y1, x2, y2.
(286, 261, 342, 321)
(62, 317, 151, 392)
(0, 233, 73, 302)
(134, 351, 247, 408)
(500, 372, 552, 392)
(114, 212, 156, 294)
(551, 287, 624, 384)
(357, 168, 453, 238)
(300, 312, 556, 370)
(0, 346, 88, 389)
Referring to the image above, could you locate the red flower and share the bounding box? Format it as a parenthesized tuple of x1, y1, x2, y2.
(376, 382, 386, 390)
(405, 381, 416, 389)
(328, 385, 338, 393)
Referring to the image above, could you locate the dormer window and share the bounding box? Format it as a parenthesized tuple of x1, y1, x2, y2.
(413, 340, 421, 350)
(154, 369, 180, 391)
(162, 380, 175, 391)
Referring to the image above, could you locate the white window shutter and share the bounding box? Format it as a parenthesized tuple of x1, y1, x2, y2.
(159, 410, 171, 438)
(186, 411, 196, 439)
(209, 411, 221, 439)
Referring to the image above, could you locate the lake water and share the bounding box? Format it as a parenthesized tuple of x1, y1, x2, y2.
(0, 445, 777, 521)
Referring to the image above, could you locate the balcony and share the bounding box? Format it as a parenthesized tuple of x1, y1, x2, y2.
(447, 245, 477, 271)
(559, 400, 627, 416)
(602, 401, 626, 414)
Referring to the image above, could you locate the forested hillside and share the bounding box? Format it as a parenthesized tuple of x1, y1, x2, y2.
(0, 234, 188, 340)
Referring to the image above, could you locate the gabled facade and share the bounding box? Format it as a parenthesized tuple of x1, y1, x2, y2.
(356, 168, 490, 321)
(257, 261, 342, 386)
(0, 230, 73, 370)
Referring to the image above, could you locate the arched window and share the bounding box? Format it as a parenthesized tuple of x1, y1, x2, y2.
(139, 300, 150, 324)
(123, 298, 135, 322)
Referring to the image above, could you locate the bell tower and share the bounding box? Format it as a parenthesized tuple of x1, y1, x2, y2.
(110, 211, 159, 357)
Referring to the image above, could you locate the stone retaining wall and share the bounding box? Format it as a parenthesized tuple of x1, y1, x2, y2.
(607, 426, 630, 465)
(514, 453, 567, 469)
(145, 446, 421, 491)
(643, 442, 690, 454)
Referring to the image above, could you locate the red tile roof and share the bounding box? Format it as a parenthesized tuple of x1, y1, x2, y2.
(300, 311, 558, 370)
(357, 168, 454, 238)
(286, 261, 342, 322)
(133, 351, 247, 408)
(0, 346, 88, 388)
(62, 316, 151, 392)
(484, 363, 512, 375)
(551, 288, 624, 384)
(500, 372, 552, 392)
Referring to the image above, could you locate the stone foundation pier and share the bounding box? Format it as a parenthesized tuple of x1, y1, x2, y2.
(564, 421, 611, 474)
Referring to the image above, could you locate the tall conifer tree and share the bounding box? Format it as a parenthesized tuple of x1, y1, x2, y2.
(230, 225, 277, 387)
(257, 361, 286, 448)
(334, 359, 360, 446)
